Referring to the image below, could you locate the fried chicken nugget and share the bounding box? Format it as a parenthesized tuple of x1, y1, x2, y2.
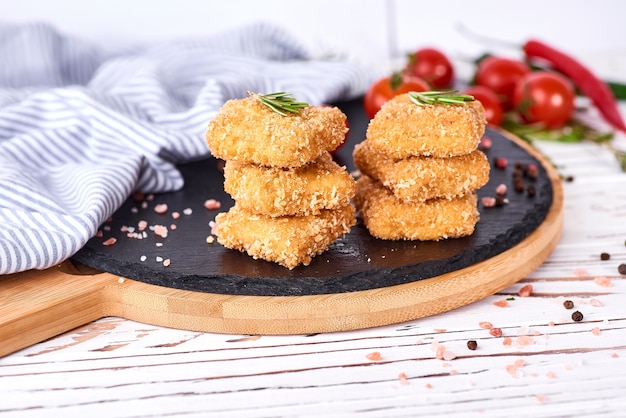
(206, 97, 348, 168)
(354, 176, 479, 241)
(223, 152, 355, 217)
(353, 141, 490, 202)
(215, 203, 356, 269)
(366, 94, 486, 158)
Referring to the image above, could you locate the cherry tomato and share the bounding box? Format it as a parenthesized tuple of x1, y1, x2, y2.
(475, 56, 531, 108)
(405, 47, 455, 89)
(512, 71, 575, 129)
(462, 85, 504, 126)
(363, 72, 429, 119)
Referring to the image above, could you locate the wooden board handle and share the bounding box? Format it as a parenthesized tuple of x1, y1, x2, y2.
(0, 263, 110, 357)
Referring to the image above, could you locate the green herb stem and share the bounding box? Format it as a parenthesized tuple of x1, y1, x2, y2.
(248, 91, 308, 116)
(408, 90, 475, 106)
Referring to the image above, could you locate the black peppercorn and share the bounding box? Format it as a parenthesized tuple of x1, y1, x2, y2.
(563, 300, 574, 309)
(600, 252, 610, 261)
(527, 184, 536, 197)
(467, 340, 478, 350)
(571, 311, 584, 322)
(618, 263, 626, 275)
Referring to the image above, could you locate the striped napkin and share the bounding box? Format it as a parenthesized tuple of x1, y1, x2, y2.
(0, 22, 375, 274)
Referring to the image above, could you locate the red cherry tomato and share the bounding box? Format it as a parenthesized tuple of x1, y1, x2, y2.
(475, 56, 531, 108)
(405, 47, 455, 89)
(363, 72, 429, 119)
(512, 71, 575, 129)
(463, 85, 504, 126)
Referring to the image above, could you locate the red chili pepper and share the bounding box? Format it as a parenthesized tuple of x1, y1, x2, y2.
(523, 39, 626, 132)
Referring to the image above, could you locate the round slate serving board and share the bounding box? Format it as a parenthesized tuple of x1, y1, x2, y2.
(73, 98, 556, 296)
(0, 98, 563, 356)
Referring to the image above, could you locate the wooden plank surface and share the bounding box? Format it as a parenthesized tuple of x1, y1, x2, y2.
(1, 139, 625, 417)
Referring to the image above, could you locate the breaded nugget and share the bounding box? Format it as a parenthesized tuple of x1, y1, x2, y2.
(353, 141, 490, 202)
(354, 176, 479, 241)
(366, 94, 486, 158)
(206, 97, 348, 168)
(215, 203, 356, 269)
(224, 152, 355, 217)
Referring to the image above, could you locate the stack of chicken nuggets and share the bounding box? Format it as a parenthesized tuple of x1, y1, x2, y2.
(206, 95, 356, 269)
(353, 93, 489, 241)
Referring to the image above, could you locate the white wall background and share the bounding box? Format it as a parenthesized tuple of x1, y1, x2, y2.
(2, 0, 626, 81)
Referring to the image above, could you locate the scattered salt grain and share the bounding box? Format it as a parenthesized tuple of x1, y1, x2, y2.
(398, 373, 409, 385)
(141, 201, 148, 209)
(96, 230, 103, 238)
(138, 220, 148, 231)
(156, 256, 163, 262)
(154, 203, 168, 214)
(589, 299, 604, 307)
(163, 259, 171, 267)
(156, 242, 163, 247)
(102, 237, 117, 246)
(535, 395, 547, 403)
(170, 224, 177, 230)
(153, 225, 168, 238)
(140, 255, 147, 262)
(206, 236, 215, 244)
(172, 211, 180, 220)
(496, 184, 508, 195)
(546, 371, 557, 379)
(591, 327, 601, 336)
(442, 350, 456, 361)
(204, 199, 221, 210)
(593, 276, 611, 287)
(479, 321, 493, 329)
(482, 196, 496, 208)
(489, 328, 503, 337)
(183, 208, 193, 215)
(365, 351, 381, 361)
(493, 299, 509, 308)
(479, 136, 492, 150)
(518, 284, 533, 297)
(117, 277, 125, 284)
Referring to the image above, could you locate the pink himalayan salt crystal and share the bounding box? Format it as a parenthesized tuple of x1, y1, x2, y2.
(154, 203, 168, 214)
(546, 371, 557, 379)
(163, 259, 171, 267)
(518, 284, 533, 297)
(536, 395, 547, 403)
(102, 237, 117, 246)
(573, 268, 588, 277)
(515, 335, 535, 346)
(153, 225, 168, 238)
(502, 337, 512, 346)
(138, 220, 148, 231)
(365, 352, 381, 361)
(442, 350, 456, 361)
(170, 224, 177, 231)
(591, 327, 601, 336)
(434, 328, 447, 333)
(204, 199, 222, 210)
(590, 299, 604, 307)
(172, 211, 181, 220)
(496, 183, 508, 196)
(594, 276, 611, 287)
(479, 136, 492, 150)
(479, 321, 493, 329)
(482, 196, 496, 208)
(398, 372, 409, 385)
(493, 299, 509, 308)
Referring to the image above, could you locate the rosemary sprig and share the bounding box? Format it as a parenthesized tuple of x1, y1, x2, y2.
(248, 91, 308, 116)
(409, 90, 475, 106)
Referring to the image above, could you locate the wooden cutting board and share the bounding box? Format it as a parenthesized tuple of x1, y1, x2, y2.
(0, 99, 563, 357)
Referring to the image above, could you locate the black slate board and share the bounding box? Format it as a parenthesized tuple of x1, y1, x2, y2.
(73, 98, 552, 296)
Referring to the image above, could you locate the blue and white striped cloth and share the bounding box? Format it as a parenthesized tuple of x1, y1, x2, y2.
(0, 22, 375, 274)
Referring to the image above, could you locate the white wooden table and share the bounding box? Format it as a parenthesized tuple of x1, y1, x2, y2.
(2, 131, 626, 417)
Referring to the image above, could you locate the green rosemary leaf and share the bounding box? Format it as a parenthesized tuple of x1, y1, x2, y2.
(409, 90, 475, 106)
(248, 91, 308, 116)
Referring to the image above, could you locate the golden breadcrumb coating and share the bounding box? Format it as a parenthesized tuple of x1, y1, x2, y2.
(215, 203, 356, 269)
(223, 152, 355, 217)
(365, 94, 487, 158)
(353, 141, 490, 202)
(354, 176, 479, 241)
(206, 97, 348, 168)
